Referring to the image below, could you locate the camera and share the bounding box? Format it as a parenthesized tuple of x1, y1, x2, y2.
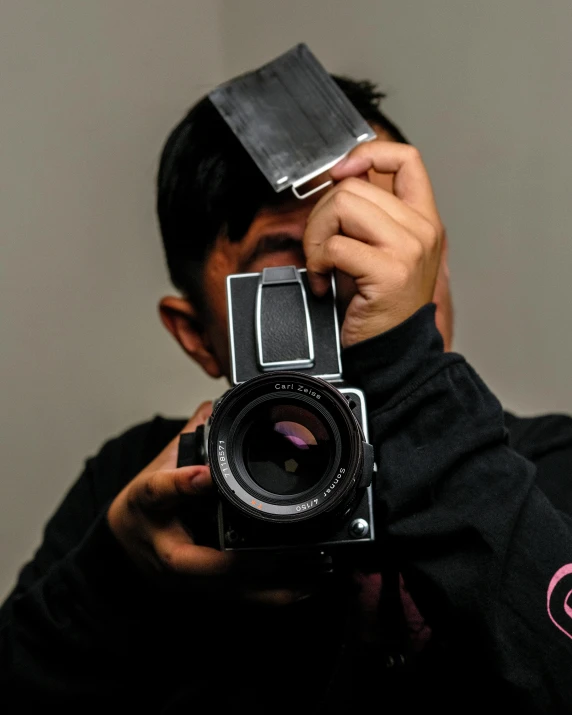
(177, 266, 375, 555)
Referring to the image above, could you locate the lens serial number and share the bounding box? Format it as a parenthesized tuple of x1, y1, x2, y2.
(274, 383, 321, 399)
(217, 441, 231, 478)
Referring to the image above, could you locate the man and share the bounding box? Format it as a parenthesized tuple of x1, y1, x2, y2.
(1, 74, 572, 714)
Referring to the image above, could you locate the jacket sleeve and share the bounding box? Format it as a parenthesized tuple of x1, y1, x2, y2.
(0, 420, 181, 712)
(342, 303, 572, 712)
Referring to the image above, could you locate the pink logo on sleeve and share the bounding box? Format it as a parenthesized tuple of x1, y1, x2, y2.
(547, 564, 572, 640)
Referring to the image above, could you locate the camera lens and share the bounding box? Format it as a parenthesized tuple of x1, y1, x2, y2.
(243, 403, 333, 496)
(208, 372, 365, 525)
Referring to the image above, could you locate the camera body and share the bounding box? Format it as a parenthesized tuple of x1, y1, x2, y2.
(177, 266, 375, 554)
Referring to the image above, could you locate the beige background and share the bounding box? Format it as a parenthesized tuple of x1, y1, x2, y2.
(2, 0, 572, 599)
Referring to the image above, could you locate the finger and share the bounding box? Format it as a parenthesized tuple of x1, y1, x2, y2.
(330, 142, 440, 224)
(306, 234, 383, 297)
(153, 521, 233, 577)
(309, 176, 438, 244)
(308, 235, 434, 304)
(306, 189, 413, 252)
(134, 465, 212, 511)
(304, 192, 416, 295)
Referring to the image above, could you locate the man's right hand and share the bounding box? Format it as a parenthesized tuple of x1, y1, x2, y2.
(107, 401, 230, 579)
(107, 401, 318, 606)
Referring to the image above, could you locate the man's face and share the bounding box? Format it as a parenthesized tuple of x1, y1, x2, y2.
(201, 196, 324, 378)
(173, 133, 453, 381)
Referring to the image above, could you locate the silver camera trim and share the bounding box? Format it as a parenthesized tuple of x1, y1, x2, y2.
(338, 385, 375, 544)
(256, 267, 315, 371)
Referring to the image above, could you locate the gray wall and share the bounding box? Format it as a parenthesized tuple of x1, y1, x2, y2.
(2, 1, 572, 598)
(1, 1, 226, 598)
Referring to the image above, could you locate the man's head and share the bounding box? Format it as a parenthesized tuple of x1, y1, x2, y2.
(157, 76, 453, 381)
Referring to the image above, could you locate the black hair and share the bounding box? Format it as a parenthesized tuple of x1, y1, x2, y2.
(156, 75, 410, 309)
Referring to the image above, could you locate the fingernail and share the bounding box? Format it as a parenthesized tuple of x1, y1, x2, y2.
(187, 468, 210, 487)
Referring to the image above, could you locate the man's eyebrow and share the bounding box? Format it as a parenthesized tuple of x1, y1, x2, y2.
(239, 233, 305, 271)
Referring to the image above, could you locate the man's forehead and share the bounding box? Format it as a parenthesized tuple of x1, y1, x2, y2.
(239, 191, 315, 239)
(208, 202, 307, 262)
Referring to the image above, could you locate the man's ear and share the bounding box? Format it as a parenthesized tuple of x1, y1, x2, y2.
(158, 296, 222, 379)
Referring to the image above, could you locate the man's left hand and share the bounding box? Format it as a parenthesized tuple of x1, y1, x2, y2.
(304, 140, 445, 348)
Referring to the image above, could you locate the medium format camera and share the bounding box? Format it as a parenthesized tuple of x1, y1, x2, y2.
(178, 266, 375, 554)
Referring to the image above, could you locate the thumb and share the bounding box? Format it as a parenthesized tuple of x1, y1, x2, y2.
(136, 465, 213, 512)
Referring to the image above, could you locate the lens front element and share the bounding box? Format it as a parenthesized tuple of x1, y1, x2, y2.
(243, 403, 333, 496)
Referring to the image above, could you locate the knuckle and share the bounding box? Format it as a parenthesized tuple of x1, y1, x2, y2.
(325, 234, 344, 261)
(392, 261, 411, 289)
(417, 219, 432, 242)
(421, 220, 439, 248)
(407, 238, 424, 264)
(157, 543, 183, 573)
(339, 176, 363, 194)
(158, 549, 177, 573)
(331, 188, 353, 214)
(143, 477, 157, 501)
(126, 488, 140, 514)
(405, 145, 422, 163)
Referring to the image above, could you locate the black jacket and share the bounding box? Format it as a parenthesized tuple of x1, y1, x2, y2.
(2, 305, 572, 713)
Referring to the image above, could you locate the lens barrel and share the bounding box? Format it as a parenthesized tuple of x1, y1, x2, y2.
(208, 372, 365, 526)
